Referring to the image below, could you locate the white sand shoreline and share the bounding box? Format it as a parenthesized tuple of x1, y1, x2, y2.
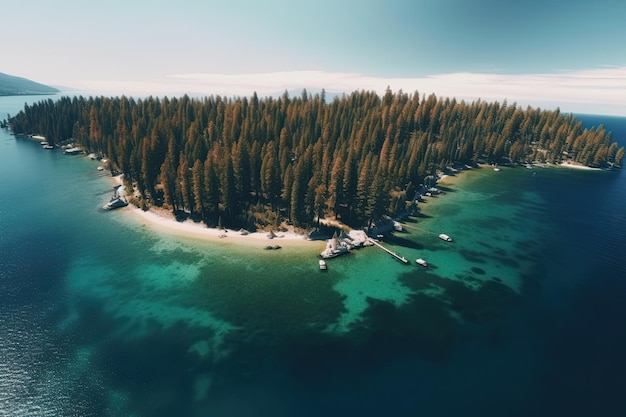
(110, 158, 603, 247)
(556, 161, 602, 170)
(477, 162, 602, 171)
(112, 170, 456, 249)
(108, 174, 320, 248)
(125, 206, 317, 247)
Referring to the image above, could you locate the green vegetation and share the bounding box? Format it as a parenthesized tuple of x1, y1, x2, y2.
(0, 72, 59, 96)
(9, 89, 624, 230)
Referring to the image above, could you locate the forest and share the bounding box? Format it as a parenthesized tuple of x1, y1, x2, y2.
(8, 89, 625, 231)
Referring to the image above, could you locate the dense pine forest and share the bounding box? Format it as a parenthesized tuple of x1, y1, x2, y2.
(8, 89, 625, 231)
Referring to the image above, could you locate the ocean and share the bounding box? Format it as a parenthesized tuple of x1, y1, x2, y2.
(1, 95, 625, 417)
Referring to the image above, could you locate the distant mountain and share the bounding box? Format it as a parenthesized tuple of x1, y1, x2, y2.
(0, 72, 59, 96)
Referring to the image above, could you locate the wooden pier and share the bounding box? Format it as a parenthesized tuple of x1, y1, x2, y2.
(367, 238, 410, 264)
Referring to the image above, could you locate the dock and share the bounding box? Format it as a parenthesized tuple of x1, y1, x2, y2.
(367, 238, 409, 264)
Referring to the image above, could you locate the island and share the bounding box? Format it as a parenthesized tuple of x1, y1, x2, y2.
(7, 89, 624, 239)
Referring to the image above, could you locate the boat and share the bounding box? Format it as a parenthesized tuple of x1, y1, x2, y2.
(63, 146, 82, 155)
(32, 135, 45, 140)
(103, 196, 128, 210)
(493, 167, 501, 172)
(393, 221, 403, 232)
(416, 258, 428, 267)
(42, 144, 54, 149)
(97, 166, 104, 171)
(103, 186, 128, 210)
(319, 260, 327, 270)
(438, 233, 452, 242)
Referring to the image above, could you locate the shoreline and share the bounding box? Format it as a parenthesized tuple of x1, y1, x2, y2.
(555, 161, 602, 170)
(125, 205, 318, 248)
(111, 170, 461, 251)
(109, 174, 320, 249)
(108, 159, 604, 250)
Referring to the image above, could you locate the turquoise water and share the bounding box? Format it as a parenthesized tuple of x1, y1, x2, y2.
(1, 96, 625, 416)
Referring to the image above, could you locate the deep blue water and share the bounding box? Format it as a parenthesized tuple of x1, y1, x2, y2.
(1, 97, 625, 417)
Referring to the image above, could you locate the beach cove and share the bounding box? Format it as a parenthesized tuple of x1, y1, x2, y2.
(125, 203, 322, 248)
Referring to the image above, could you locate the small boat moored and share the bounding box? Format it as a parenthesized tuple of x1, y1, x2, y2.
(319, 260, 327, 270)
(63, 146, 82, 155)
(103, 185, 128, 210)
(438, 233, 452, 242)
(416, 258, 428, 267)
(103, 196, 128, 210)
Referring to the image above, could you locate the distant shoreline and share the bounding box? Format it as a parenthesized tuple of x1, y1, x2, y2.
(0, 93, 58, 97)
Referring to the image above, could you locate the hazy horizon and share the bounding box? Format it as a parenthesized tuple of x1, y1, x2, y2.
(3, 0, 625, 115)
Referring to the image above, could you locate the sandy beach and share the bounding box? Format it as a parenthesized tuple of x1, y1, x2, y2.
(557, 161, 602, 170)
(124, 205, 319, 248)
(107, 174, 320, 248)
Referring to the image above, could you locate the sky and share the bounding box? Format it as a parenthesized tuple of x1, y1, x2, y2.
(3, 0, 626, 115)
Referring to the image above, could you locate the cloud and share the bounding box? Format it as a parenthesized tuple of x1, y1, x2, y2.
(72, 67, 626, 116)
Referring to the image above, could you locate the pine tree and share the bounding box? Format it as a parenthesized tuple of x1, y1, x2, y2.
(178, 153, 193, 212)
(221, 156, 236, 221)
(615, 146, 625, 167)
(192, 159, 204, 216)
(160, 143, 177, 210)
(203, 153, 220, 224)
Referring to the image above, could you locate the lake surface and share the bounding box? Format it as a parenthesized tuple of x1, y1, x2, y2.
(1, 95, 625, 417)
